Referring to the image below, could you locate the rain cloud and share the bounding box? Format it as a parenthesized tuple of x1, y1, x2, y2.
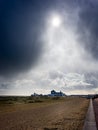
(77, 0, 98, 60)
(0, 0, 51, 76)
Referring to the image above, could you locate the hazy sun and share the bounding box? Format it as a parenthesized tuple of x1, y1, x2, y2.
(51, 15, 61, 27)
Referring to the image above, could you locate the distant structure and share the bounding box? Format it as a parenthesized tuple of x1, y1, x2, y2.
(31, 90, 66, 97)
(31, 93, 39, 97)
(49, 90, 66, 97)
(31, 93, 43, 97)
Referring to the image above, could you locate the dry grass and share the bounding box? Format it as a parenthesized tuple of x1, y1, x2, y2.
(0, 97, 89, 130)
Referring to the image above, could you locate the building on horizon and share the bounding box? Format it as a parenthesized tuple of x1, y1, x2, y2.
(31, 90, 66, 97)
(48, 90, 66, 97)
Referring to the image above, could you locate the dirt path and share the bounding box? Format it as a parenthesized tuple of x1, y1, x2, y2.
(93, 98, 98, 130)
(83, 99, 97, 130)
(0, 98, 89, 130)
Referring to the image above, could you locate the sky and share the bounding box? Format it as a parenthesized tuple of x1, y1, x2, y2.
(0, 0, 98, 95)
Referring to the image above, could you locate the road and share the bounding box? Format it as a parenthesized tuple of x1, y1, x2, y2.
(93, 98, 98, 130)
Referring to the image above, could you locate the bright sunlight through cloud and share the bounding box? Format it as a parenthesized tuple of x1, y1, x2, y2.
(51, 15, 61, 27)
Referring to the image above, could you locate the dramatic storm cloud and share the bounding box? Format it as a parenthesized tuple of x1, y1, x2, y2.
(0, 0, 52, 76)
(1, 0, 98, 95)
(78, 0, 98, 60)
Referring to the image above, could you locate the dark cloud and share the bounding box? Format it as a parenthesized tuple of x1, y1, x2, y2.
(77, 0, 98, 60)
(0, 83, 9, 89)
(0, 0, 55, 76)
(2, 0, 98, 77)
(62, 0, 98, 60)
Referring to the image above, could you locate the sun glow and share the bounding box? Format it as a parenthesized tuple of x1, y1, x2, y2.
(51, 15, 61, 27)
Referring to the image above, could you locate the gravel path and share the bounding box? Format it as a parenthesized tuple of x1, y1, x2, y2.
(0, 98, 88, 130)
(93, 98, 98, 130)
(0, 102, 66, 130)
(83, 99, 97, 130)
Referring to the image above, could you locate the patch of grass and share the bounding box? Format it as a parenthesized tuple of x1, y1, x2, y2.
(28, 99, 43, 103)
(52, 97, 60, 100)
(0, 96, 66, 105)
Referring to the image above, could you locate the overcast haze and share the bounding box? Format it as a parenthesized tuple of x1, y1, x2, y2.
(0, 0, 98, 95)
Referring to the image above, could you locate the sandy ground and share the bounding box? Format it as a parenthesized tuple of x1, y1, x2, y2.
(0, 98, 89, 130)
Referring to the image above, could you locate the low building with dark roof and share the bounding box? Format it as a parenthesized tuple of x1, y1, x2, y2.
(49, 90, 66, 97)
